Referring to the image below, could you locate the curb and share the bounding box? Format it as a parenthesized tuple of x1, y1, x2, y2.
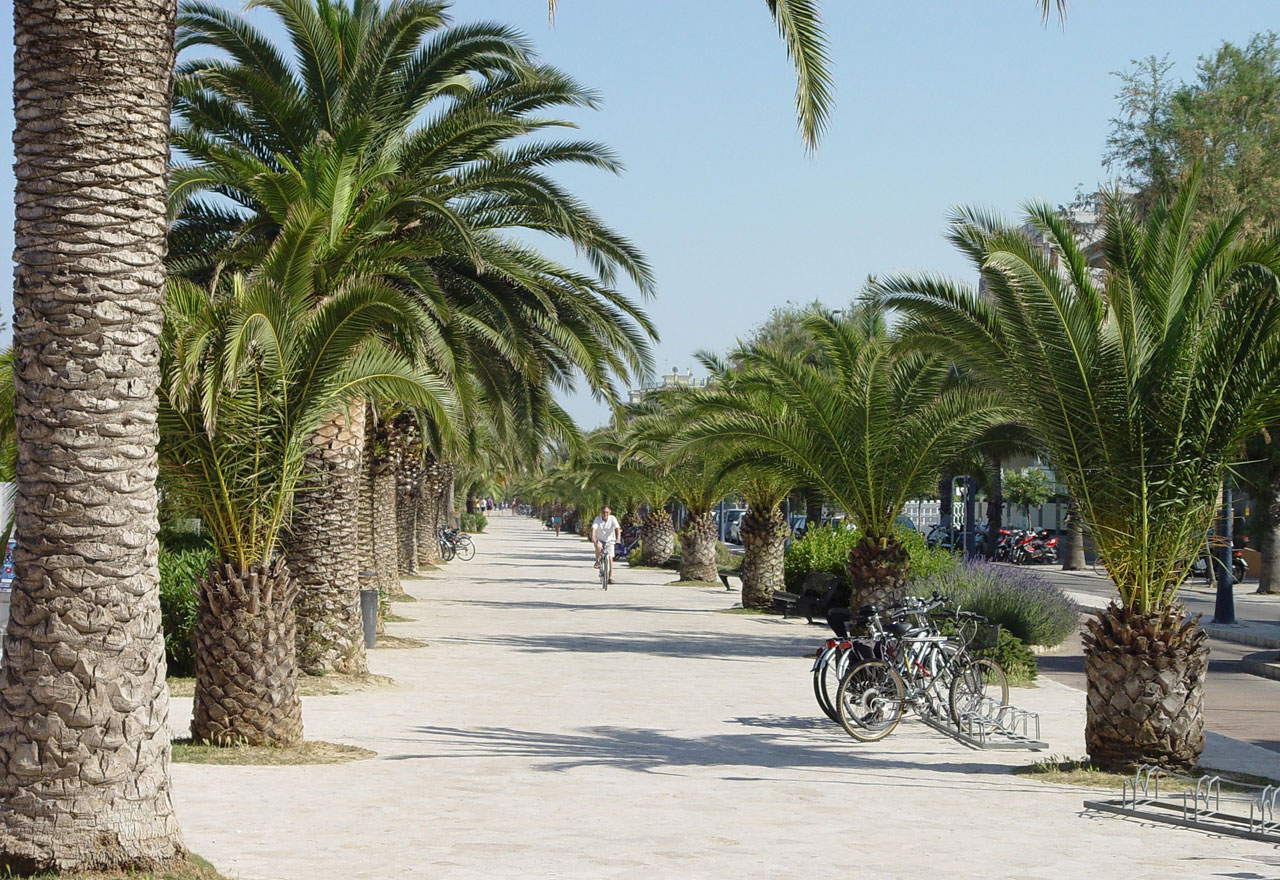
(1203, 625, 1280, 650)
(1241, 650, 1280, 681)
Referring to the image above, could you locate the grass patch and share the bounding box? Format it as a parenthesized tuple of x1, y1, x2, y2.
(383, 613, 414, 623)
(666, 579, 723, 587)
(717, 607, 772, 615)
(167, 673, 394, 698)
(171, 739, 374, 765)
(373, 635, 427, 649)
(387, 590, 418, 601)
(15, 854, 229, 880)
(1013, 756, 1278, 792)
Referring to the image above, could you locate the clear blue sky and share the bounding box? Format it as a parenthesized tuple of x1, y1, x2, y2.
(2, 1, 1277, 427)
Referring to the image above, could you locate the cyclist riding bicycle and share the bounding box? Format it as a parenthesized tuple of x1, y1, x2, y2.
(591, 505, 621, 585)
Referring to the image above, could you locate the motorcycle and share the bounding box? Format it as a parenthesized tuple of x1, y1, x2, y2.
(1011, 529, 1059, 565)
(1188, 543, 1248, 583)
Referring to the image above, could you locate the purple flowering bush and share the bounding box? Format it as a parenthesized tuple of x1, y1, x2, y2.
(910, 561, 1078, 648)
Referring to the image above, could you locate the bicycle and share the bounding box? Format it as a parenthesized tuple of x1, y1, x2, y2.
(835, 598, 1008, 742)
(438, 527, 475, 562)
(598, 542, 613, 590)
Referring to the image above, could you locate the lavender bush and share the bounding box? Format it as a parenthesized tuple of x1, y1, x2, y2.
(910, 561, 1078, 648)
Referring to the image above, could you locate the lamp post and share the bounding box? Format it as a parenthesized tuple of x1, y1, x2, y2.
(1213, 477, 1236, 625)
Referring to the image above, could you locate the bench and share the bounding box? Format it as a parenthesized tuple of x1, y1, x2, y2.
(771, 572, 842, 623)
(718, 572, 740, 592)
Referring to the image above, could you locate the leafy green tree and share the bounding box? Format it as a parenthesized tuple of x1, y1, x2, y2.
(882, 176, 1280, 771)
(1003, 466, 1054, 529)
(667, 306, 1010, 610)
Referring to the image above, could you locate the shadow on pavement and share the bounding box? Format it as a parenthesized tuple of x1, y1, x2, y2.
(439, 630, 812, 661)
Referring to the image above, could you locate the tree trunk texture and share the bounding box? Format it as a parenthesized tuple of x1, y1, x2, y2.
(192, 558, 303, 747)
(640, 508, 675, 566)
(1083, 604, 1208, 772)
(937, 471, 954, 536)
(416, 452, 448, 568)
(371, 464, 399, 598)
(984, 458, 1002, 557)
(390, 413, 420, 576)
(740, 506, 787, 609)
(1256, 485, 1280, 594)
(1061, 496, 1088, 571)
(284, 403, 368, 677)
(1, 0, 186, 870)
(440, 462, 457, 528)
(679, 512, 720, 583)
(846, 537, 911, 612)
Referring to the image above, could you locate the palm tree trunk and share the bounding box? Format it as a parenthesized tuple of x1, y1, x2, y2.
(416, 453, 447, 568)
(640, 507, 676, 566)
(740, 505, 787, 608)
(846, 536, 911, 611)
(441, 462, 457, 528)
(1083, 604, 1208, 771)
(192, 557, 303, 747)
(679, 512, 720, 583)
(372, 462, 399, 599)
(1, 0, 186, 869)
(984, 458, 1002, 557)
(284, 403, 369, 676)
(1061, 496, 1088, 571)
(937, 471, 954, 539)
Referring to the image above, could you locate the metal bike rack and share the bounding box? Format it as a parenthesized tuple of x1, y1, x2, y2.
(916, 696, 1048, 750)
(1085, 764, 1280, 844)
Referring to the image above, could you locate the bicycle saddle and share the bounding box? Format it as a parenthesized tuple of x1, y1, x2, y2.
(858, 604, 881, 617)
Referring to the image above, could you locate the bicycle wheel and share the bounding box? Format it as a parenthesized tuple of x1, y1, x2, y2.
(455, 537, 475, 561)
(948, 658, 1009, 724)
(439, 540, 455, 562)
(812, 648, 840, 724)
(600, 552, 610, 589)
(836, 659, 904, 742)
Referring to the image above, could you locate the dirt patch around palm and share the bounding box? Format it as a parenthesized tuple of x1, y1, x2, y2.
(29, 854, 228, 880)
(373, 635, 428, 649)
(171, 739, 375, 765)
(167, 673, 395, 698)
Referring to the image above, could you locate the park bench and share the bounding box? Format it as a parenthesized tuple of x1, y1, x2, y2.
(771, 572, 842, 623)
(718, 572, 739, 592)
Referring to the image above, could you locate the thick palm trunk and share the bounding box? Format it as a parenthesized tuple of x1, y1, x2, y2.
(417, 452, 448, 567)
(640, 508, 676, 565)
(285, 403, 368, 676)
(985, 458, 1002, 557)
(192, 558, 303, 747)
(440, 462, 457, 528)
(0, 0, 186, 869)
(1083, 604, 1208, 772)
(390, 414, 420, 575)
(740, 506, 787, 608)
(372, 464, 399, 598)
(679, 512, 720, 583)
(1061, 496, 1088, 571)
(846, 536, 911, 612)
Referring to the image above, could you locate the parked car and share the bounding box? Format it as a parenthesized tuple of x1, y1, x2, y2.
(723, 508, 748, 544)
(894, 514, 918, 534)
(789, 514, 807, 538)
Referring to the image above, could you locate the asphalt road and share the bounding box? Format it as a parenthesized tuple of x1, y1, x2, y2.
(1023, 564, 1280, 754)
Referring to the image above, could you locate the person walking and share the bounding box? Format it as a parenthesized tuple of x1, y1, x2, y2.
(591, 505, 621, 585)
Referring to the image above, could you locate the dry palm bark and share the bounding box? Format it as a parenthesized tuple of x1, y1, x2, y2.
(640, 508, 675, 566)
(416, 451, 447, 567)
(1083, 604, 1208, 771)
(440, 462, 457, 528)
(284, 403, 369, 676)
(192, 558, 303, 746)
(0, 0, 187, 869)
(391, 415, 421, 575)
(678, 512, 719, 583)
(846, 538, 910, 611)
(739, 506, 788, 608)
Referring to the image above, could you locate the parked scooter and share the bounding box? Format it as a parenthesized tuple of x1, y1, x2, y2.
(1188, 541, 1248, 583)
(1011, 529, 1059, 565)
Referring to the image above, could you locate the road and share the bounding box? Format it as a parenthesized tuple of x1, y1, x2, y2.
(1023, 564, 1280, 754)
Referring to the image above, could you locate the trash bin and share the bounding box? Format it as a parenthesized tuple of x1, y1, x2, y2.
(358, 571, 378, 649)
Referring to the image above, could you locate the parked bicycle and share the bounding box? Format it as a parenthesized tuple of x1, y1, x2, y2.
(438, 527, 475, 562)
(824, 595, 1007, 742)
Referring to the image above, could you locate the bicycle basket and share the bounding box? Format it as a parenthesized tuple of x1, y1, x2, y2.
(968, 622, 1001, 651)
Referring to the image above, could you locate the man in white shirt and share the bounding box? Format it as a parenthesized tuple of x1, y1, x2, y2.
(591, 505, 621, 583)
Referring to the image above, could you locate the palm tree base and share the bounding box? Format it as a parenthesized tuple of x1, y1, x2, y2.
(192, 559, 304, 747)
(678, 512, 719, 583)
(640, 508, 675, 566)
(740, 507, 787, 609)
(1083, 604, 1208, 772)
(845, 537, 910, 612)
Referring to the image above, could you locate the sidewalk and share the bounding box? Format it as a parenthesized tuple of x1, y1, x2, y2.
(169, 517, 1280, 879)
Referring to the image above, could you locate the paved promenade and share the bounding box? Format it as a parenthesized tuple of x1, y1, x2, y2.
(170, 516, 1280, 879)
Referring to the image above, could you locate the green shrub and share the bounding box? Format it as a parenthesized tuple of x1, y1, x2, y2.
(627, 541, 643, 566)
(460, 512, 488, 533)
(159, 530, 216, 678)
(784, 524, 956, 591)
(979, 628, 1038, 685)
(910, 561, 1077, 648)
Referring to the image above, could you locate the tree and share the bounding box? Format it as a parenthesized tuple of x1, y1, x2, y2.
(669, 306, 1010, 610)
(0, 0, 187, 869)
(159, 222, 450, 746)
(1003, 466, 1053, 528)
(882, 177, 1280, 770)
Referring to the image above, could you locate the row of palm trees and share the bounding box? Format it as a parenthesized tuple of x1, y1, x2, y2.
(531, 176, 1280, 774)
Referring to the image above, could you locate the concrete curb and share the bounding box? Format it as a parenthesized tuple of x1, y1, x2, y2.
(1203, 624, 1280, 649)
(1240, 649, 1280, 681)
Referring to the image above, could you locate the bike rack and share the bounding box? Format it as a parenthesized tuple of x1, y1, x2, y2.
(916, 696, 1048, 750)
(1084, 764, 1280, 844)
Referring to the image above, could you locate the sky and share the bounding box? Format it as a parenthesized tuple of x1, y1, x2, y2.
(3, 0, 1278, 428)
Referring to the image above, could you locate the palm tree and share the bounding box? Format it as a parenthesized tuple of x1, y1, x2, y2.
(1, 0, 187, 869)
(159, 221, 450, 746)
(669, 307, 1010, 609)
(881, 177, 1280, 770)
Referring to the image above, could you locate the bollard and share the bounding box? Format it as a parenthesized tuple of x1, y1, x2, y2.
(358, 572, 379, 649)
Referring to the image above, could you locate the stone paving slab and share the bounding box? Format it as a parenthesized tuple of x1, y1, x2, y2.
(169, 516, 1280, 879)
